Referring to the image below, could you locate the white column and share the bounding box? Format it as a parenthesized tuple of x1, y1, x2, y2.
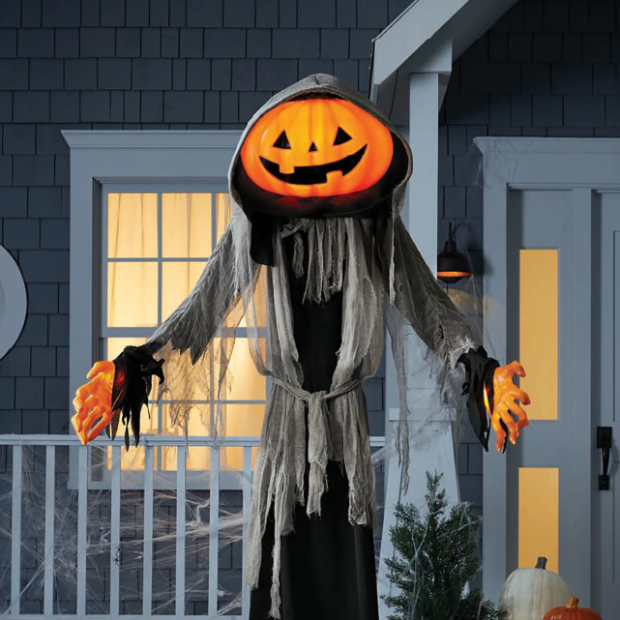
(378, 71, 462, 618)
(407, 72, 440, 269)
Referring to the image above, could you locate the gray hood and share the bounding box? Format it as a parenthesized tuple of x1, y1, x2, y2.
(227, 73, 413, 219)
(226, 74, 413, 298)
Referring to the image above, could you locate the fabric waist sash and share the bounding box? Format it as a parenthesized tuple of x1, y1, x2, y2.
(271, 377, 362, 498)
(245, 376, 375, 619)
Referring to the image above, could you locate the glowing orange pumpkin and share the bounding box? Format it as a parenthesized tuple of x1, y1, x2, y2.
(240, 97, 394, 198)
(542, 597, 602, 620)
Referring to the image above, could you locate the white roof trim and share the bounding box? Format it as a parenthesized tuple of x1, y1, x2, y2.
(369, 0, 519, 107)
(370, 0, 469, 88)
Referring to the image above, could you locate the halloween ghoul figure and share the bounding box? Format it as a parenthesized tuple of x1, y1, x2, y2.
(72, 74, 530, 620)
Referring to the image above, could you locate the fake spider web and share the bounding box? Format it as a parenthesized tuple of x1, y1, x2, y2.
(0, 443, 385, 616)
(0, 442, 488, 619)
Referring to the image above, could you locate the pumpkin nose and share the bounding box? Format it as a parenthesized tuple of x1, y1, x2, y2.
(279, 156, 295, 174)
(309, 142, 318, 152)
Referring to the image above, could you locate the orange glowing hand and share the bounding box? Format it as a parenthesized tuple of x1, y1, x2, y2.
(71, 361, 117, 447)
(487, 361, 531, 453)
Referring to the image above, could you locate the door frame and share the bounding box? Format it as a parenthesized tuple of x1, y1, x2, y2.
(476, 137, 620, 605)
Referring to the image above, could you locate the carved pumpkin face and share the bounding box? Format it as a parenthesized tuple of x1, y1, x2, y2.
(240, 97, 394, 198)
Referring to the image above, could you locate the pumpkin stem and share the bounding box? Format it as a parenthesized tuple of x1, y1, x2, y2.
(567, 597, 579, 608)
(535, 557, 548, 569)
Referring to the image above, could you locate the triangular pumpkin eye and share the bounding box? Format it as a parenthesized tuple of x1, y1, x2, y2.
(273, 131, 291, 149)
(334, 127, 352, 145)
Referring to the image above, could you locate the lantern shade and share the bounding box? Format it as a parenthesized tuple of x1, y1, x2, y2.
(437, 223, 472, 284)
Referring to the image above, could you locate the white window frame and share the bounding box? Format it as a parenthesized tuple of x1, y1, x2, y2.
(62, 130, 265, 491)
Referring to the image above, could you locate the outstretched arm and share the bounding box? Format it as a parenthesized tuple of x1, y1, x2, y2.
(72, 224, 241, 448)
(386, 216, 530, 452)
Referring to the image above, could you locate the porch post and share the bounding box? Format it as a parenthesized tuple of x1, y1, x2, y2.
(378, 70, 462, 617)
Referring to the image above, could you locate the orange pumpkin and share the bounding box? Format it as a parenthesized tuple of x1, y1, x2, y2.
(543, 597, 603, 620)
(240, 97, 394, 198)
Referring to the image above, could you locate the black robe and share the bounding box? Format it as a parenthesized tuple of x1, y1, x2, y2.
(249, 232, 380, 620)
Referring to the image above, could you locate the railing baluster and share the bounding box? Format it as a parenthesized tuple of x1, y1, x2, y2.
(208, 447, 220, 618)
(10, 445, 22, 617)
(241, 446, 252, 618)
(44, 445, 55, 616)
(110, 445, 121, 616)
(175, 445, 187, 617)
(0, 434, 357, 620)
(143, 445, 154, 617)
(76, 446, 88, 616)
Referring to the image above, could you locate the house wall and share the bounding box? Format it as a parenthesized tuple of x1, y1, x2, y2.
(0, 0, 408, 614)
(439, 0, 620, 589)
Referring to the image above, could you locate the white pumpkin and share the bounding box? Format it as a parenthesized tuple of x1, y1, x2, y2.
(498, 557, 571, 620)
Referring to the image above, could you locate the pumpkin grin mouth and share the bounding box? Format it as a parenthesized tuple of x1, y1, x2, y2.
(259, 145, 367, 186)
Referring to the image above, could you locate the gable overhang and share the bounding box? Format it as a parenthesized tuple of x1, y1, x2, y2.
(369, 0, 519, 123)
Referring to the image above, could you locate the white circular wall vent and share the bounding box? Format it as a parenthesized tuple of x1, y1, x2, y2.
(0, 244, 28, 361)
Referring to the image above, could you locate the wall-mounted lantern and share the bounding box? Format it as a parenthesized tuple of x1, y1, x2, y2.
(437, 222, 472, 286)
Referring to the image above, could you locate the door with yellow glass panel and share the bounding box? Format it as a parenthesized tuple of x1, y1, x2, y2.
(504, 189, 587, 601)
(96, 186, 265, 488)
(502, 188, 620, 617)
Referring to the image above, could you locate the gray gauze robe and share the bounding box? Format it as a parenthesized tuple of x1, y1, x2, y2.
(126, 74, 486, 619)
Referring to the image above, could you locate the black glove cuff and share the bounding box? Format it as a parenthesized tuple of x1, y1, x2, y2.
(107, 346, 165, 450)
(457, 346, 503, 453)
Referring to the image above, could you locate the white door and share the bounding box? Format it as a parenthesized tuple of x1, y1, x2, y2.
(499, 188, 592, 601)
(478, 138, 620, 617)
(592, 194, 620, 617)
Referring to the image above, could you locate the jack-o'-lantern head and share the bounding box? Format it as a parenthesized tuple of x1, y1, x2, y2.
(240, 96, 394, 199)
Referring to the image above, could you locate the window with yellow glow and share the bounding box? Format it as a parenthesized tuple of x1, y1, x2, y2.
(102, 190, 265, 475)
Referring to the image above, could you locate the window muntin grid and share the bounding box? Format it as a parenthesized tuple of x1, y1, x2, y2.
(100, 186, 265, 475)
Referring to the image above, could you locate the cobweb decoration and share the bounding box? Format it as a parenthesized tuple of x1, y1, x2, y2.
(0, 441, 391, 617)
(0, 443, 254, 616)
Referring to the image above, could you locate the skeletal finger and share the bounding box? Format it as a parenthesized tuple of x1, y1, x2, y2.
(507, 387, 531, 405)
(78, 396, 99, 424)
(73, 385, 91, 412)
(86, 410, 113, 443)
(508, 401, 529, 425)
(74, 373, 104, 408)
(71, 412, 83, 435)
(80, 408, 100, 435)
(87, 361, 112, 380)
(517, 418, 530, 431)
(84, 407, 106, 440)
(499, 408, 519, 443)
(82, 404, 112, 440)
(491, 414, 507, 445)
(492, 418, 507, 452)
(71, 414, 88, 446)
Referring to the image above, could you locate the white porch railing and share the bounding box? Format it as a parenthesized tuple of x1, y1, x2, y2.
(0, 433, 386, 620)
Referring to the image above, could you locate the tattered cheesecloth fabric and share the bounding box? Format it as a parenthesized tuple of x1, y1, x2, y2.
(111, 74, 498, 619)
